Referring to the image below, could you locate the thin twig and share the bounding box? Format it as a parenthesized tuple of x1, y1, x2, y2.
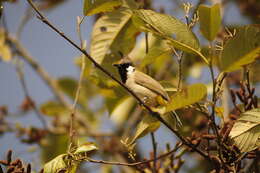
(15, 60, 48, 129)
(208, 43, 224, 166)
(150, 132, 157, 173)
(69, 16, 86, 149)
(79, 143, 182, 167)
(26, 0, 210, 161)
(16, 6, 33, 39)
(145, 32, 157, 173)
(145, 32, 149, 54)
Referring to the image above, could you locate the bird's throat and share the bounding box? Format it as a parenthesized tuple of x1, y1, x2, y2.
(117, 65, 135, 83)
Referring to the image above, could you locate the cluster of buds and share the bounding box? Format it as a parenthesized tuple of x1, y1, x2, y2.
(0, 150, 31, 173)
(230, 82, 258, 112)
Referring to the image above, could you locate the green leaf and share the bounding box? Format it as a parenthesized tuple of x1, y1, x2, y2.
(43, 154, 78, 173)
(41, 134, 68, 163)
(57, 77, 77, 99)
(90, 8, 138, 64)
(198, 4, 221, 41)
(139, 41, 172, 69)
(43, 154, 68, 173)
(132, 10, 208, 63)
(122, 0, 139, 9)
(128, 115, 160, 145)
(160, 81, 177, 92)
(74, 142, 98, 154)
(229, 109, 260, 153)
(221, 25, 260, 72)
(57, 77, 89, 106)
(40, 101, 69, 116)
(83, 0, 122, 16)
(110, 96, 135, 125)
(166, 83, 207, 112)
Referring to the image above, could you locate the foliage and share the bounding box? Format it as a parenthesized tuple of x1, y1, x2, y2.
(221, 25, 260, 72)
(0, 0, 260, 173)
(229, 108, 260, 152)
(198, 4, 221, 41)
(166, 83, 207, 112)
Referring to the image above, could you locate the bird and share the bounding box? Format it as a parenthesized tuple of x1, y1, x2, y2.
(113, 56, 182, 127)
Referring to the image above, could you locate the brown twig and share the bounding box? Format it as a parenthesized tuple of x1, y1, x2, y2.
(26, 0, 210, 161)
(68, 16, 86, 149)
(150, 132, 157, 173)
(79, 143, 182, 167)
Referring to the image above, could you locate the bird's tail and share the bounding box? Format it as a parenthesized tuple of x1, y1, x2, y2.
(170, 111, 182, 128)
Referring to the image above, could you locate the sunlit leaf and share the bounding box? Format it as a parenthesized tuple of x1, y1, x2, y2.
(221, 25, 260, 72)
(129, 34, 164, 62)
(43, 154, 68, 173)
(83, 0, 122, 16)
(0, 43, 11, 61)
(160, 81, 177, 92)
(40, 101, 69, 116)
(166, 83, 207, 112)
(229, 108, 260, 152)
(43, 154, 77, 173)
(198, 4, 221, 41)
(90, 8, 138, 64)
(140, 41, 172, 69)
(132, 10, 208, 63)
(0, 29, 12, 62)
(74, 142, 98, 154)
(110, 96, 135, 125)
(128, 115, 160, 145)
(122, 0, 139, 9)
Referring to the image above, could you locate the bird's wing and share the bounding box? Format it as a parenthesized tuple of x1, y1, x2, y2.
(134, 71, 169, 101)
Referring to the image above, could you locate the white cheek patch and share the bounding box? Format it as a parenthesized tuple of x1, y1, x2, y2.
(126, 66, 135, 75)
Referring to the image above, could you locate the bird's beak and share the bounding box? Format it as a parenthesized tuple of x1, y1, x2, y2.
(112, 60, 120, 67)
(112, 63, 119, 67)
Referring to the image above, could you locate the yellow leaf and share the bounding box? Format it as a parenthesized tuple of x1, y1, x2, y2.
(0, 43, 11, 61)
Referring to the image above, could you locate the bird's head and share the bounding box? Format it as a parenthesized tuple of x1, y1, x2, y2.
(113, 56, 134, 70)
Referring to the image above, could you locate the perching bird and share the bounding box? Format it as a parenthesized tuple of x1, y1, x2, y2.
(113, 56, 182, 127)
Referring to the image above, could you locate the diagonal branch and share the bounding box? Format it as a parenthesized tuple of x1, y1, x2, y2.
(16, 61, 48, 129)
(26, 0, 210, 161)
